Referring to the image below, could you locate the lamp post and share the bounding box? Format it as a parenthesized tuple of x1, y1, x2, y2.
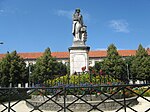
(28, 62, 31, 87)
(126, 63, 130, 83)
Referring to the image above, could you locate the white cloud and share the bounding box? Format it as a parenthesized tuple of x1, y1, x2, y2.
(109, 20, 129, 33)
(0, 9, 4, 14)
(55, 9, 90, 22)
(55, 9, 73, 19)
(0, 7, 19, 15)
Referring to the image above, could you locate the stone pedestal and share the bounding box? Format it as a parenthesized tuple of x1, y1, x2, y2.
(69, 41, 90, 75)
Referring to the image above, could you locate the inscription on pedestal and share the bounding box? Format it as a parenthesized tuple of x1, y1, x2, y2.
(73, 54, 86, 72)
(69, 46, 90, 75)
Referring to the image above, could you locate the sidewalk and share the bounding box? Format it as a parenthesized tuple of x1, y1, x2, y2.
(106, 97, 150, 112)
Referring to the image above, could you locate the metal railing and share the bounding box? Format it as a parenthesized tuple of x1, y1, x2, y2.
(0, 84, 150, 112)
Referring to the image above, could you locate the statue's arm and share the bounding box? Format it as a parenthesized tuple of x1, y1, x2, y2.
(73, 14, 78, 21)
(79, 15, 84, 25)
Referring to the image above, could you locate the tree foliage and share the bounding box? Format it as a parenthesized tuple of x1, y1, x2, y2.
(101, 44, 127, 81)
(130, 44, 150, 81)
(0, 51, 27, 87)
(31, 47, 67, 84)
(93, 61, 103, 73)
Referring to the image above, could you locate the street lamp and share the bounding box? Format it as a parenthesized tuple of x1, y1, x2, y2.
(126, 63, 130, 83)
(28, 63, 31, 87)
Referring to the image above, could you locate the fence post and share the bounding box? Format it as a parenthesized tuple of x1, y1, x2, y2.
(63, 86, 66, 112)
(123, 86, 127, 112)
(8, 88, 11, 112)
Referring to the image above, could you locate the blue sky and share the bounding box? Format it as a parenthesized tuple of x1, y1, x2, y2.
(0, 0, 150, 53)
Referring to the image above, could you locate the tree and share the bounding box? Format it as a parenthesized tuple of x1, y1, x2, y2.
(31, 47, 67, 84)
(124, 56, 135, 80)
(102, 44, 127, 81)
(130, 44, 150, 81)
(56, 62, 67, 76)
(93, 61, 103, 73)
(0, 51, 27, 87)
(136, 44, 148, 57)
(0, 52, 10, 87)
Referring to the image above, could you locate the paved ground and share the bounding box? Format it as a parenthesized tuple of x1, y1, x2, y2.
(0, 97, 150, 112)
(106, 97, 150, 112)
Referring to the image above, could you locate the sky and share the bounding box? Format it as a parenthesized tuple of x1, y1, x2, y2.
(0, 0, 150, 54)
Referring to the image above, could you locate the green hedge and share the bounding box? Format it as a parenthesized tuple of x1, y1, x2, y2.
(0, 89, 31, 103)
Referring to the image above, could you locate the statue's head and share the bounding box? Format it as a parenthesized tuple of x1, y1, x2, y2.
(76, 8, 80, 13)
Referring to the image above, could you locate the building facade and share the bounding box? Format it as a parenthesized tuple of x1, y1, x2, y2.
(0, 49, 150, 67)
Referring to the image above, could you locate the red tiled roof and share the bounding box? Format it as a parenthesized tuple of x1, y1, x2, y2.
(0, 50, 149, 59)
(89, 50, 107, 58)
(18, 52, 43, 59)
(52, 52, 69, 58)
(118, 50, 137, 57)
(89, 50, 137, 58)
(0, 52, 70, 59)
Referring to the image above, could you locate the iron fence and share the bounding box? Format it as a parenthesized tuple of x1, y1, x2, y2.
(0, 84, 150, 112)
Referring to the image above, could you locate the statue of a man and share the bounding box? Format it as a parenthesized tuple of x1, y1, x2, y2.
(72, 9, 85, 42)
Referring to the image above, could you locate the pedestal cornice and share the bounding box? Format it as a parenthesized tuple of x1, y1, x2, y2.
(68, 46, 90, 52)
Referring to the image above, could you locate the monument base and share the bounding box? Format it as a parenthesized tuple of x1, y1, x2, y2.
(27, 95, 138, 111)
(69, 41, 90, 75)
